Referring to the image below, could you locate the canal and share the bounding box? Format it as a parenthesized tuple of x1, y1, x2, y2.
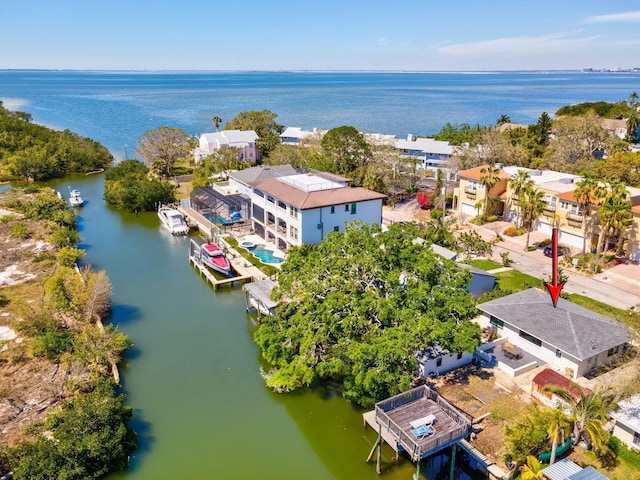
(46, 174, 483, 480)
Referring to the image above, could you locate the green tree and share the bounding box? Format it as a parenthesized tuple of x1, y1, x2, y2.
(212, 115, 222, 131)
(225, 109, 284, 157)
(629, 91, 638, 107)
(544, 386, 616, 464)
(254, 222, 480, 408)
(627, 110, 639, 142)
(595, 181, 632, 263)
(520, 186, 546, 249)
(496, 114, 511, 126)
(320, 126, 372, 178)
(103, 160, 176, 212)
(136, 126, 191, 178)
(593, 151, 640, 187)
(479, 165, 502, 219)
(573, 173, 605, 256)
(520, 455, 544, 480)
(508, 169, 533, 229)
(10, 379, 138, 479)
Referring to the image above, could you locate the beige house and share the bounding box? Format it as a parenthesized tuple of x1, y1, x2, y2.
(454, 164, 640, 257)
(453, 165, 509, 219)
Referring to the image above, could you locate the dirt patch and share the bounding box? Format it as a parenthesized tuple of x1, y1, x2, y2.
(432, 364, 529, 471)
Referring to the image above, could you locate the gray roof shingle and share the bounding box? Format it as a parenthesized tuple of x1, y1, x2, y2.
(229, 165, 298, 185)
(477, 288, 630, 360)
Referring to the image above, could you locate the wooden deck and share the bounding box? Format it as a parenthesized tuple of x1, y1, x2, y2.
(188, 239, 252, 290)
(367, 385, 473, 463)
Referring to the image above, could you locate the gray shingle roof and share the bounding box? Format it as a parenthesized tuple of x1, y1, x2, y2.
(477, 288, 630, 360)
(229, 165, 298, 185)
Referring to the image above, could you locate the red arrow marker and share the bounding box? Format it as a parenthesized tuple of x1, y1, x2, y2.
(544, 227, 565, 307)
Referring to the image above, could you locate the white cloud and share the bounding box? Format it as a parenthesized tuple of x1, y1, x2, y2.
(586, 10, 640, 23)
(434, 32, 599, 57)
(377, 37, 389, 45)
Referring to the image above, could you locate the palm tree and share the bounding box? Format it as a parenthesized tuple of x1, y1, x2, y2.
(508, 169, 533, 229)
(629, 91, 639, 107)
(547, 409, 569, 465)
(596, 181, 631, 265)
(520, 455, 543, 480)
(479, 165, 502, 219)
(544, 386, 616, 462)
(573, 173, 605, 256)
(497, 114, 511, 126)
(212, 115, 222, 131)
(627, 110, 639, 142)
(520, 186, 546, 249)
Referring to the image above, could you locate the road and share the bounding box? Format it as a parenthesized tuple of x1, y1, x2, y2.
(383, 201, 640, 310)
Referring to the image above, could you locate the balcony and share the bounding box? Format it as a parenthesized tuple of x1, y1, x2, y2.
(464, 187, 477, 198)
(566, 213, 584, 225)
(542, 204, 557, 216)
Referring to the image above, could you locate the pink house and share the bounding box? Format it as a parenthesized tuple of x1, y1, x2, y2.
(194, 130, 260, 163)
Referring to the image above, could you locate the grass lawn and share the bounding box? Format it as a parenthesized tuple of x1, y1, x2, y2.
(493, 269, 542, 293)
(468, 259, 502, 271)
(567, 293, 640, 330)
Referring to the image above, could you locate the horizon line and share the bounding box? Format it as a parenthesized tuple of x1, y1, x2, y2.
(1, 68, 639, 74)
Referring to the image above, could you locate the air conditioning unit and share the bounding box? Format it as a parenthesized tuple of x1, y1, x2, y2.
(317, 223, 323, 229)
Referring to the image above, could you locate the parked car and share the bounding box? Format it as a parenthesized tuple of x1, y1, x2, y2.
(543, 245, 571, 257)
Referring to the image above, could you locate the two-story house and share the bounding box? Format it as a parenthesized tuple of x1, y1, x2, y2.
(393, 134, 455, 172)
(452, 165, 510, 218)
(194, 130, 260, 163)
(248, 171, 386, 250)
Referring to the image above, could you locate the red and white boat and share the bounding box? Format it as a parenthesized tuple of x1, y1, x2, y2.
(201, 242, 232, 276)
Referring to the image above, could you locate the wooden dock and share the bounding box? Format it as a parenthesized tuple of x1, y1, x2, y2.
(364, 385, 473, 478)
(188, 239, 253, 290)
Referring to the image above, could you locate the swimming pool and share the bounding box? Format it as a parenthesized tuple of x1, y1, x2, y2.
(204, 212, 228, 225)
(251, 245, 284, 265)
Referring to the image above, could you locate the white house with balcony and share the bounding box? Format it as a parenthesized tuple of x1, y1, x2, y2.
(248, 171, 386, 250)
(194, 129, 260, 163)
(393, 134, 455, 171)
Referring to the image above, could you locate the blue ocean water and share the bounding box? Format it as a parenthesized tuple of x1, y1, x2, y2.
(0, 70, 638, 161)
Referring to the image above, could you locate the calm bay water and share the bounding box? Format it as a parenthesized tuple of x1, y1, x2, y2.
(4, 71, 639, 479)
(2, 70, 639, 161)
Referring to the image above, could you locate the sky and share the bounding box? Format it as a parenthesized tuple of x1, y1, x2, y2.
(2, 1, 640, 71)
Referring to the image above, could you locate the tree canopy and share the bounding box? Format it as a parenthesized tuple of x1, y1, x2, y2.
(0, 102, 112, 181)
(320, 126, 372, 177)
(103, 159, 176, 212)
(254, 222, 481, 408)
(135, 126, 191, 178)
(225, 109, 284, 157)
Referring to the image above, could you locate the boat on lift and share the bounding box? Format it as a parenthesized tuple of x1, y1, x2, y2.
(200, 242, 232, 276)
(158, 205, 189, 235)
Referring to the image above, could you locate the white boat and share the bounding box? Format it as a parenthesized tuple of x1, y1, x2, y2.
(158, 206, 189, 235)
(69, 189, 83, 207)
(200, 242, 232, 276)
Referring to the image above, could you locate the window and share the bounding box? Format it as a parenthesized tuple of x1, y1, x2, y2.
(255, 189, 264, 198)
(436, 358, 443, 367)
(634, 432, 640, 446)
(350, 203, 357, 215)
(608, 346, 620, 356)
(543, 194, 556, 207)
(291, 207, 298, 219)
(290, 226, 298, 241)
(345, 204, 349, 212)
(556, 349, 562, 358)
(267, 195, 275, 204)
(278, 200, 287, 210)
(330, 206, 335, 214)
(560, 201, 579, 215)
(490, 316, 504, 329)
(333, 226, 339, 232)
(519, 330, 542, 347)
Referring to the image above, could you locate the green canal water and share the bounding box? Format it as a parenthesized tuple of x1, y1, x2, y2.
(47, 174, 483, 480)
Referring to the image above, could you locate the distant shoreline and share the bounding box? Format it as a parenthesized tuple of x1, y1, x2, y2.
(1, 68, 639, 75)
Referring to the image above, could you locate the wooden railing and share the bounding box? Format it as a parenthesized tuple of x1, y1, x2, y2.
(374, 385, 472, 462)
